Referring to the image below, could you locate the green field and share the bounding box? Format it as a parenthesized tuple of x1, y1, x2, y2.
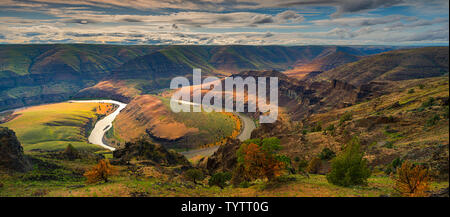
(1, 102, 105, 152)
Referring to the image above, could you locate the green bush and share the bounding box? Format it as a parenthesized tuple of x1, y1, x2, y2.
(184, 168, 205, 184)
(318, 148, 336, 160)
(425, 114, 440, 127)
(384, 157, 403, 175)
(339, 112, 353, 125)
(327, 137, 371, 187)
(277, 155, 294, 173)
(325, 124, 335, 132)
(209, 172, 232, 189)
(383, 141, 394, 149)
(297, 159, 308, 172)
(408, 89, 415, 94)
(239, 181, 251, 188)
(311, 122, 322, 132)
(421, 97, 435, 108)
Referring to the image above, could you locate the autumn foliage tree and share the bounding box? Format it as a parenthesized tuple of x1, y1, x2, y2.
(394, 161, 431, 197)
(236, 138, 285, 182)
(84, 159, 116, 184)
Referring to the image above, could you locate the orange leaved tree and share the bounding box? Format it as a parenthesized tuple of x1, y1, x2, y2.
(84, 159, 116, 184)
(237, 139, 284, 182)
(394, 161, 431, 197)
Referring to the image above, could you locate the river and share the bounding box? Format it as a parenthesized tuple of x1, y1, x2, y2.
(4, 99, 253, 154)
(174, 99, 256, 158)
(69, 100, 127, 151)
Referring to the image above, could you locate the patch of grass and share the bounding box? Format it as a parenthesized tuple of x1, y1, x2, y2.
(0, 102, 107, 152)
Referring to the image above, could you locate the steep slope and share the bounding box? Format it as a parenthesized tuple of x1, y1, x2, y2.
(251, 76, 449, 180)
(0, 44, 163, 111)
(284, 51, 360, 79)
(0, 127, 30, 172)
(314, 47, 449, 86)
(232, 70, 359, 120)
(112, 51, 194, 86)
(113, 95, 200, 143)
(0, 44, 395, 111)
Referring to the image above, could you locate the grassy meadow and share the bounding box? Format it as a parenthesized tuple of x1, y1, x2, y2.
(0, 102, 109, 152)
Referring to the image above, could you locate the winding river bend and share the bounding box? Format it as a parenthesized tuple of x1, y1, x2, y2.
(69, 100, 127, 151)
(70, 99, 255, 155)
(5, 99, 254, 155)
(174, 99, 257, 158)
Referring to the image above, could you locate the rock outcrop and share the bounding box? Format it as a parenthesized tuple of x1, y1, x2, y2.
(113, 138, 190, 167)
(0, 127, 30, 172)
(198, 138, 241, 174)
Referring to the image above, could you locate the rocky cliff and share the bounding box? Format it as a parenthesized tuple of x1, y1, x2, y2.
(0, 127, 30, 172)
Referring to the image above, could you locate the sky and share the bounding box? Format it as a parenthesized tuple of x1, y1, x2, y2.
(0, 0, 448, 45)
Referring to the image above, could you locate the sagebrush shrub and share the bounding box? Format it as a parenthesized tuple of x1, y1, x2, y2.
(326, 137, 371, 187)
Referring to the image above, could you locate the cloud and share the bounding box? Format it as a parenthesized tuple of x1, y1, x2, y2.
(313, 15, 418, 27)
(64, 19, 99, 24)
(385, 17, 449, 30)
(274, 0, 448, 17)
(274, 10, 304, 23)
(65, 32, 103, 37)
(0, 0, 447, 45)
(326, 28, 356, 39)
(251, 14, 274, 24)
(402, 28, 449, 41)
(121, 18, 143, 23)
(23, 32, 45, 37)
(264, 32, 274, 38)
